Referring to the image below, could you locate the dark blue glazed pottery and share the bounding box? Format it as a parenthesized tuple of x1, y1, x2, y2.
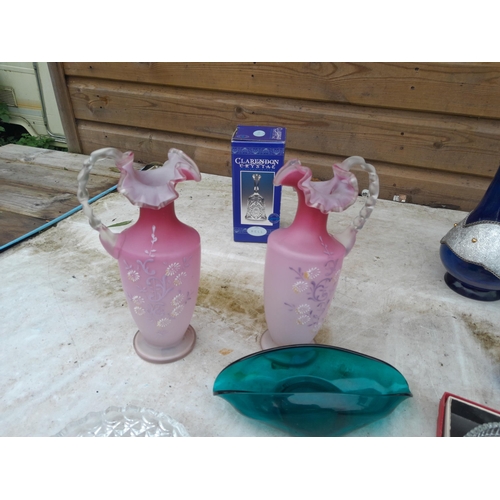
(440, 165, 500, 301)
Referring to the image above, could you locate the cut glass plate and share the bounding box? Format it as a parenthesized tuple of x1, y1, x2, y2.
(464, 422, 500, 437)
(54, 405, 189, 437)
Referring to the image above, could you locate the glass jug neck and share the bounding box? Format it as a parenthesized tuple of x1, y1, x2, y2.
(138, 202, 180, 227)
(289, 189, 329, 236)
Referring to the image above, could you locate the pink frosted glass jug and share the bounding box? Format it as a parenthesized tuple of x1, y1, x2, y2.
(261, 156, 379, 349)
(77, 148, 201, 363)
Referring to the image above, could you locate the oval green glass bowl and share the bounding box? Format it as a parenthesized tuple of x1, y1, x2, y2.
(213, 345, 412, 436)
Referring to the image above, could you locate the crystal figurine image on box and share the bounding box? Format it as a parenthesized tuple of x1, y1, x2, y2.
(77, 148, 202, 363)
(245, 173, 267, 221)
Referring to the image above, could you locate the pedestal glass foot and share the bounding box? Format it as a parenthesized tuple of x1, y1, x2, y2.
(260, 330, 316, 350)
(133, 325, 196, 363)
(444, 272, 500, 302)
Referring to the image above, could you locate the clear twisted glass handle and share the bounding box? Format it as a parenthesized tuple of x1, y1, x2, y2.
(77, 147, 126, 229)
(77, 148, 129, 254)
(334, 156, 379, 254)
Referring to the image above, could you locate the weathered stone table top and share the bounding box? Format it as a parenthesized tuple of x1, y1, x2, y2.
(1, 168, 499, 437)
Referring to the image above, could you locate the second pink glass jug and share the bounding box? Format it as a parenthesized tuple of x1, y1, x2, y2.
(261, 156, 379, 349)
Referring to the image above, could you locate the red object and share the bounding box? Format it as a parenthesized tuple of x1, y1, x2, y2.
(437, 392, 500, 437)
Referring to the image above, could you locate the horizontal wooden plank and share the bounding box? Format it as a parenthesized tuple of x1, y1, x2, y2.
(77, 121, 491, 212)
(0, 184, 79, 220)
(67, 77, 500, 177)
(63, 62, 500, 119)
(0, 145, 121, 230)
(76, 121, 232, 176)
(0, 160, 118, 198)
(0, 210, 47, 247)
(286, 149, 492, 212)
(0, 145, 122, 223)
(0, 144, 122, 178)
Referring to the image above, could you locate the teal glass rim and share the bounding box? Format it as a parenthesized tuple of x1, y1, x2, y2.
(213, 344, 412, 437)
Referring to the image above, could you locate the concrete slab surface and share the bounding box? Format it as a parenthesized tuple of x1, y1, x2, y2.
(1, 165, 499, 437)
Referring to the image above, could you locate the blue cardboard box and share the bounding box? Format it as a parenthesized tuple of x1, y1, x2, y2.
(231, 125, 286, 243)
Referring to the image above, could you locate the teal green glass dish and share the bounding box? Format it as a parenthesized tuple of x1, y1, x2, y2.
(213, 345, 412, 436)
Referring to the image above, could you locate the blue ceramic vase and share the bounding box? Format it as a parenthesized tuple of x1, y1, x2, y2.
(440, 164, 500, 301)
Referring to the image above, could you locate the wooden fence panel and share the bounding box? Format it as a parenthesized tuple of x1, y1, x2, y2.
(49, 62, 500, 212)
(67, 77, 500, 177)
(63, 62, 500, 119)
(76, 121, 492, 211)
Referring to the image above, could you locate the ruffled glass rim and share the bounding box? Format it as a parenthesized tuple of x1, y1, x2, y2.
(214, 343, 412, 396)
(274, 159, 359, 214)
(117, 148, 201, 209)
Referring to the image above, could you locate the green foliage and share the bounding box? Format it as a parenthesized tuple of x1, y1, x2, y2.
(108, 220, 133, 228)
(1, 100, 59, 150)
(0, 101, 10, 133)
(0, 136, 14, 146)
(16, 133, 55, 149)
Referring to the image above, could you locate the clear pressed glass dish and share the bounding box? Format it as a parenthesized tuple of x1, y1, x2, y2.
(54, 405, 189, 437)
